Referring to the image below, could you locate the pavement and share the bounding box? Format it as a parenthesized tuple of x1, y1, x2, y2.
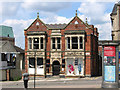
(0, 76, 102, 88)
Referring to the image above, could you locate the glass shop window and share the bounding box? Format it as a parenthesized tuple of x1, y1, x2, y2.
(52, 38, 55, 49)
(33, 38, 39, 49)
(67, 37, 70, 49)
(57, 38, 61, 49)
(62, 59, 65, 68)
(75, 58, 78, 65)
(79, 37, 83, 49)
(72, 37, 78, 49)
(29, 58, 35, 68)
(37, 58, 43, 68)
(29, 38, 32, 49)
(41, 37, 43, 49)
(1, 53, 7, 61)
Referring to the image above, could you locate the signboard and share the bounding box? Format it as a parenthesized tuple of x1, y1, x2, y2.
(104, 46, 116, 82)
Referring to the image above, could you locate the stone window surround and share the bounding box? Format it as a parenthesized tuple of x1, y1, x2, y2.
(65, 35, 85, 51)
(51, 36, 62, 51)
(27, 36, 45, 50)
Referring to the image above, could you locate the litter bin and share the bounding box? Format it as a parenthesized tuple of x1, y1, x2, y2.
(23, 73, 29, 88)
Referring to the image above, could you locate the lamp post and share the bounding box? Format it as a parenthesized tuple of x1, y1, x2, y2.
(34, 51, 36, 88)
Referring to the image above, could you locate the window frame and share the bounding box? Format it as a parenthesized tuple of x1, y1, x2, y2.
(57, 37, 61, 49)
(33, 38, 39, 49)
(72, 37, 78, 49)
(28, 38, 32, 49)
(67, 37, 70, 50)
(79, 37, 83, 49)
(65, 35, 84, 50)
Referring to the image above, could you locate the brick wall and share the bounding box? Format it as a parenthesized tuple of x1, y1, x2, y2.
(24, 15, 99, 76)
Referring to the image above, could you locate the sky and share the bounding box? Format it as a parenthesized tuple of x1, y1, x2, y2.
(0, 0, 119, 49)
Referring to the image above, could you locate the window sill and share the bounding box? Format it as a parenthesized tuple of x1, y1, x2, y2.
(65, 49, 84, 51)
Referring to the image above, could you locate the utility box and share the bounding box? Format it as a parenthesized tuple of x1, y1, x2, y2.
(99, 40, 119, 88)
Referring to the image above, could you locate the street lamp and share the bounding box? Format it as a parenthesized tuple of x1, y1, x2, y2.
(34, 51, 36, 88)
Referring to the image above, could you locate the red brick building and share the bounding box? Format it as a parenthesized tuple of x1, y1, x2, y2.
(24, 11, 100, 77)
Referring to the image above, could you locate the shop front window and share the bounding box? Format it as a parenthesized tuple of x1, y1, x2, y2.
(29, 58, 35, 68)
(1, 53, 7, 61)
(37, 58, 43, 68)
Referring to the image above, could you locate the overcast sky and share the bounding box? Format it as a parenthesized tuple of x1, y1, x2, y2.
(0, 0, 118, 49)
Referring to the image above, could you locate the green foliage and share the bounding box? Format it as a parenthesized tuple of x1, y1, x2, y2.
(10, 76, 22, 81)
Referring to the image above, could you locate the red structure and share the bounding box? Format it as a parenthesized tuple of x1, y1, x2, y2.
(24, 11, 100, 77)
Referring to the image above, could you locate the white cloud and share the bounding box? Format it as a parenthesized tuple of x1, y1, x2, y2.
(95, 23, 112, 40)
(21, 2, 71, 12)
(78, 2, 112, 40)
(1, 19, 34, 49)
(0, 15, 72, 48)
(40, 12, 72, 24)
(1, 2, 20, 17)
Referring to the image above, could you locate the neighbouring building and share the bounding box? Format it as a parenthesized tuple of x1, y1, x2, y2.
(110, 2, 120, 65)
(24, 11, 100, 78)
(0, 25, 25, 81)
(111, 1, 120, 41)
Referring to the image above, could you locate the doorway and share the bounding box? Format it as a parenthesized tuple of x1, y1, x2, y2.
(52, 61, 60, 76)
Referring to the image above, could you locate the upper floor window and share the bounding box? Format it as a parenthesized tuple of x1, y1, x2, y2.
(41, 37, 43, 49)
(52, 38, 56, 49)
(66, 36, 83, 50)
(28, 38, 32, 49)
(57, 38, 61, 49)
(52, 37, 61, 49)
(33, 38, 39, 49)
(72, 37, 78, 49)
(67, 37, 70, 49)
(28, 37, 44, 50)
(79, 37, 83, 49)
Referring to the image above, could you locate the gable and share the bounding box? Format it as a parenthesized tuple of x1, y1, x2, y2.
(64, 16, 90, 30)
(25, 18, 48, 32)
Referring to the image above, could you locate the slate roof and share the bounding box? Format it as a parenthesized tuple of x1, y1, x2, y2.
(46, 24, 67, 29)
(0, 25, 14, 38)
(0, 41, 24, 53)
(64, 30, 86, 34)
(111, 1, 120, 15)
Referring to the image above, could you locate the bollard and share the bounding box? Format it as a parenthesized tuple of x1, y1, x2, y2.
(23, 73, 29, 89)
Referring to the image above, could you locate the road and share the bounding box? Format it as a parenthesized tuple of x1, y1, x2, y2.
(1, 76, 102, 88)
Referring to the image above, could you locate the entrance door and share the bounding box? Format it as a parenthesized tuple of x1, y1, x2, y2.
(52, 61, 60, 75)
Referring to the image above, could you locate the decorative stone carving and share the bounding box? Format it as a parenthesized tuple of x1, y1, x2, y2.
(36, 52, 44, 56)
(51, 52, 61, 58)
(65, 52, 84, 56)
